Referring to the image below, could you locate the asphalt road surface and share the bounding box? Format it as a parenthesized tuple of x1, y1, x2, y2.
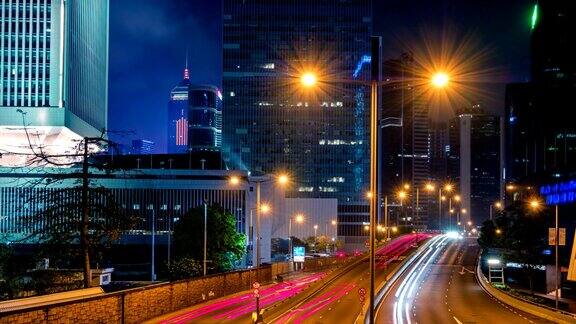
(375, 236, 553, 324)
(149, 233, 429, 324)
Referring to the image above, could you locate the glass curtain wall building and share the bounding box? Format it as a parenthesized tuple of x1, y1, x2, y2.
(0, 0, 108, 166)
(222, 0, 372, 203)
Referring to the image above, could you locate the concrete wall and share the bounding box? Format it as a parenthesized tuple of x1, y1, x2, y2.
(0, 266, 271, 324)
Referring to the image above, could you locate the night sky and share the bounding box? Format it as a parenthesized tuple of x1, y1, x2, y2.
(109, 0, 532, 152)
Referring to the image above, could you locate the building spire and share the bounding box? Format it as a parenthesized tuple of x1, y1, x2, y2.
(184, 49, 190, 80)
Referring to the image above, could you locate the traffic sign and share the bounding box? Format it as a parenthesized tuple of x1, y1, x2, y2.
(358, 287, 366, 296)
(253, 282, 260, 289)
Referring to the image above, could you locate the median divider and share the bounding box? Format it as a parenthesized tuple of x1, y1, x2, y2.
(355, 235, 438, 324)
(475, 257, 576, 324)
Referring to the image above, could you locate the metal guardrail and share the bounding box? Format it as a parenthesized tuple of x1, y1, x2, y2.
(475, 256, 576, 324)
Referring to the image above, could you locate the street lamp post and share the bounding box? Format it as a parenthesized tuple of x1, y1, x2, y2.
(149, 205, 156, 282)
(203, 200, 208, 276)
(554, 204, 559, 310)
(230, 174, 289, 270)
(299, 36, 449, 323)
(289, 214, 304, 262)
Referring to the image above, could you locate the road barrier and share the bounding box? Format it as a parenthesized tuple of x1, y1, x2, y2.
(476, 257, 576, 324)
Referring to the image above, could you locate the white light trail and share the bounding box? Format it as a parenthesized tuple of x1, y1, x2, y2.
(393, 235, 449, 324)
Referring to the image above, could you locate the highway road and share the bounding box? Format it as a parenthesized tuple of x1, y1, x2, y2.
(266, 233, 430, 324)
(375, 235, 553, 324)
(149, 233, 429, 324)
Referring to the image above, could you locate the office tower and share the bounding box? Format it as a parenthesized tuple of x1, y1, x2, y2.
(0, 0, 109, 166)
(188, 85, 222, 152)
(167, 65, 223, 154)
(380, 56, 431, 229)
(167, 67, 191, 154)
(506, 1, 576, 182)
(223, 0, 372, 203)
(131, 139, 155, 155)
(448, 106, 501, 224)
(530, 1, 576, 83)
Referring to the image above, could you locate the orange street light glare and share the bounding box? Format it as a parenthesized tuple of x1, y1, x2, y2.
(366, 191, 373, 199)
(364, 225, 370, 231)
(277, 174, 289, 185)
(529, 199, 541, 210)
(431, 72, 450, 88)
(294, 214, 305, 223)
(301, 72, 317, 87)
(495, 201, 503, 209)
(313, 224, 319, 230)
(331, 220, 337, 226)
(425, 183, 435, 191)
(392, 226, 398, 233)
(444, 184, 453, 192)
(229, 176, 240, 185)
(403, 183, 410, 190)
(260, 203, 271, 213)
(454, 195, 461, 202)
(398, 191, 407, 200)
(496, 229, 502, 235)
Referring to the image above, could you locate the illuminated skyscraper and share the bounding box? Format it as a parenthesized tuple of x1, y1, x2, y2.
(167, 66, 223, 154)
(0, 0, 109, 166)
(223, 0, 372, 203)
(167, 67, 191, 154)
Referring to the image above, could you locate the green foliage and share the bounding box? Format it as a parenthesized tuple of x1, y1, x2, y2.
(303, 235, 342, 253)
(166, 257, 202, 280)
(0, 244, 33, 300)
(478, 201, 549, 294)
(172, 204, 245, 273)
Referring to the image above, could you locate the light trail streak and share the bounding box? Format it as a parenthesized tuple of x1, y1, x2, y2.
(159, 272, 326, 324)
(392, 235, 451, 324)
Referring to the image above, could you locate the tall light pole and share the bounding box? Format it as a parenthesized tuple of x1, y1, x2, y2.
(531, 198, 559, 310)
(299, 36, 449, 323)
(289, 213, 304, 261)
(203, 200, 208, 276)
(148, 205, 156, 281)
(555, 204, 559, 310)
(230, 174, 289, 269)
(313, 224, 319, 247)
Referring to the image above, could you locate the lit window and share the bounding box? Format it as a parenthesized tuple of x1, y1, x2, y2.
(230, 91, 235, 97)
(133, 204, 140, 210)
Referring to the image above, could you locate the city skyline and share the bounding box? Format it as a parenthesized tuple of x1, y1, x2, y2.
(108, 0, 531, 153)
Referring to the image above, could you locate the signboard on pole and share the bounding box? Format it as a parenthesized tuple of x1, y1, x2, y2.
(293, 246, 305, 262)
(549, 228, 566, 246)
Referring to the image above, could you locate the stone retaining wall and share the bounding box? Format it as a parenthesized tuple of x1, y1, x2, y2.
(0, 266, 271, 324)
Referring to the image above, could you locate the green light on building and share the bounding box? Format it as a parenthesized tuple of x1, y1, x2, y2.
(531, 4, 539, 30)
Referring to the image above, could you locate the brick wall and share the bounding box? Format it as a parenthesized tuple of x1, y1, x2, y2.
(0, 266, 271, 324)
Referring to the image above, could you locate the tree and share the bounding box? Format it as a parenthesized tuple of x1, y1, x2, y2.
(20, 187, 137, 274)
(172, 204, 245, 273)
(478, 201, 548, 294)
